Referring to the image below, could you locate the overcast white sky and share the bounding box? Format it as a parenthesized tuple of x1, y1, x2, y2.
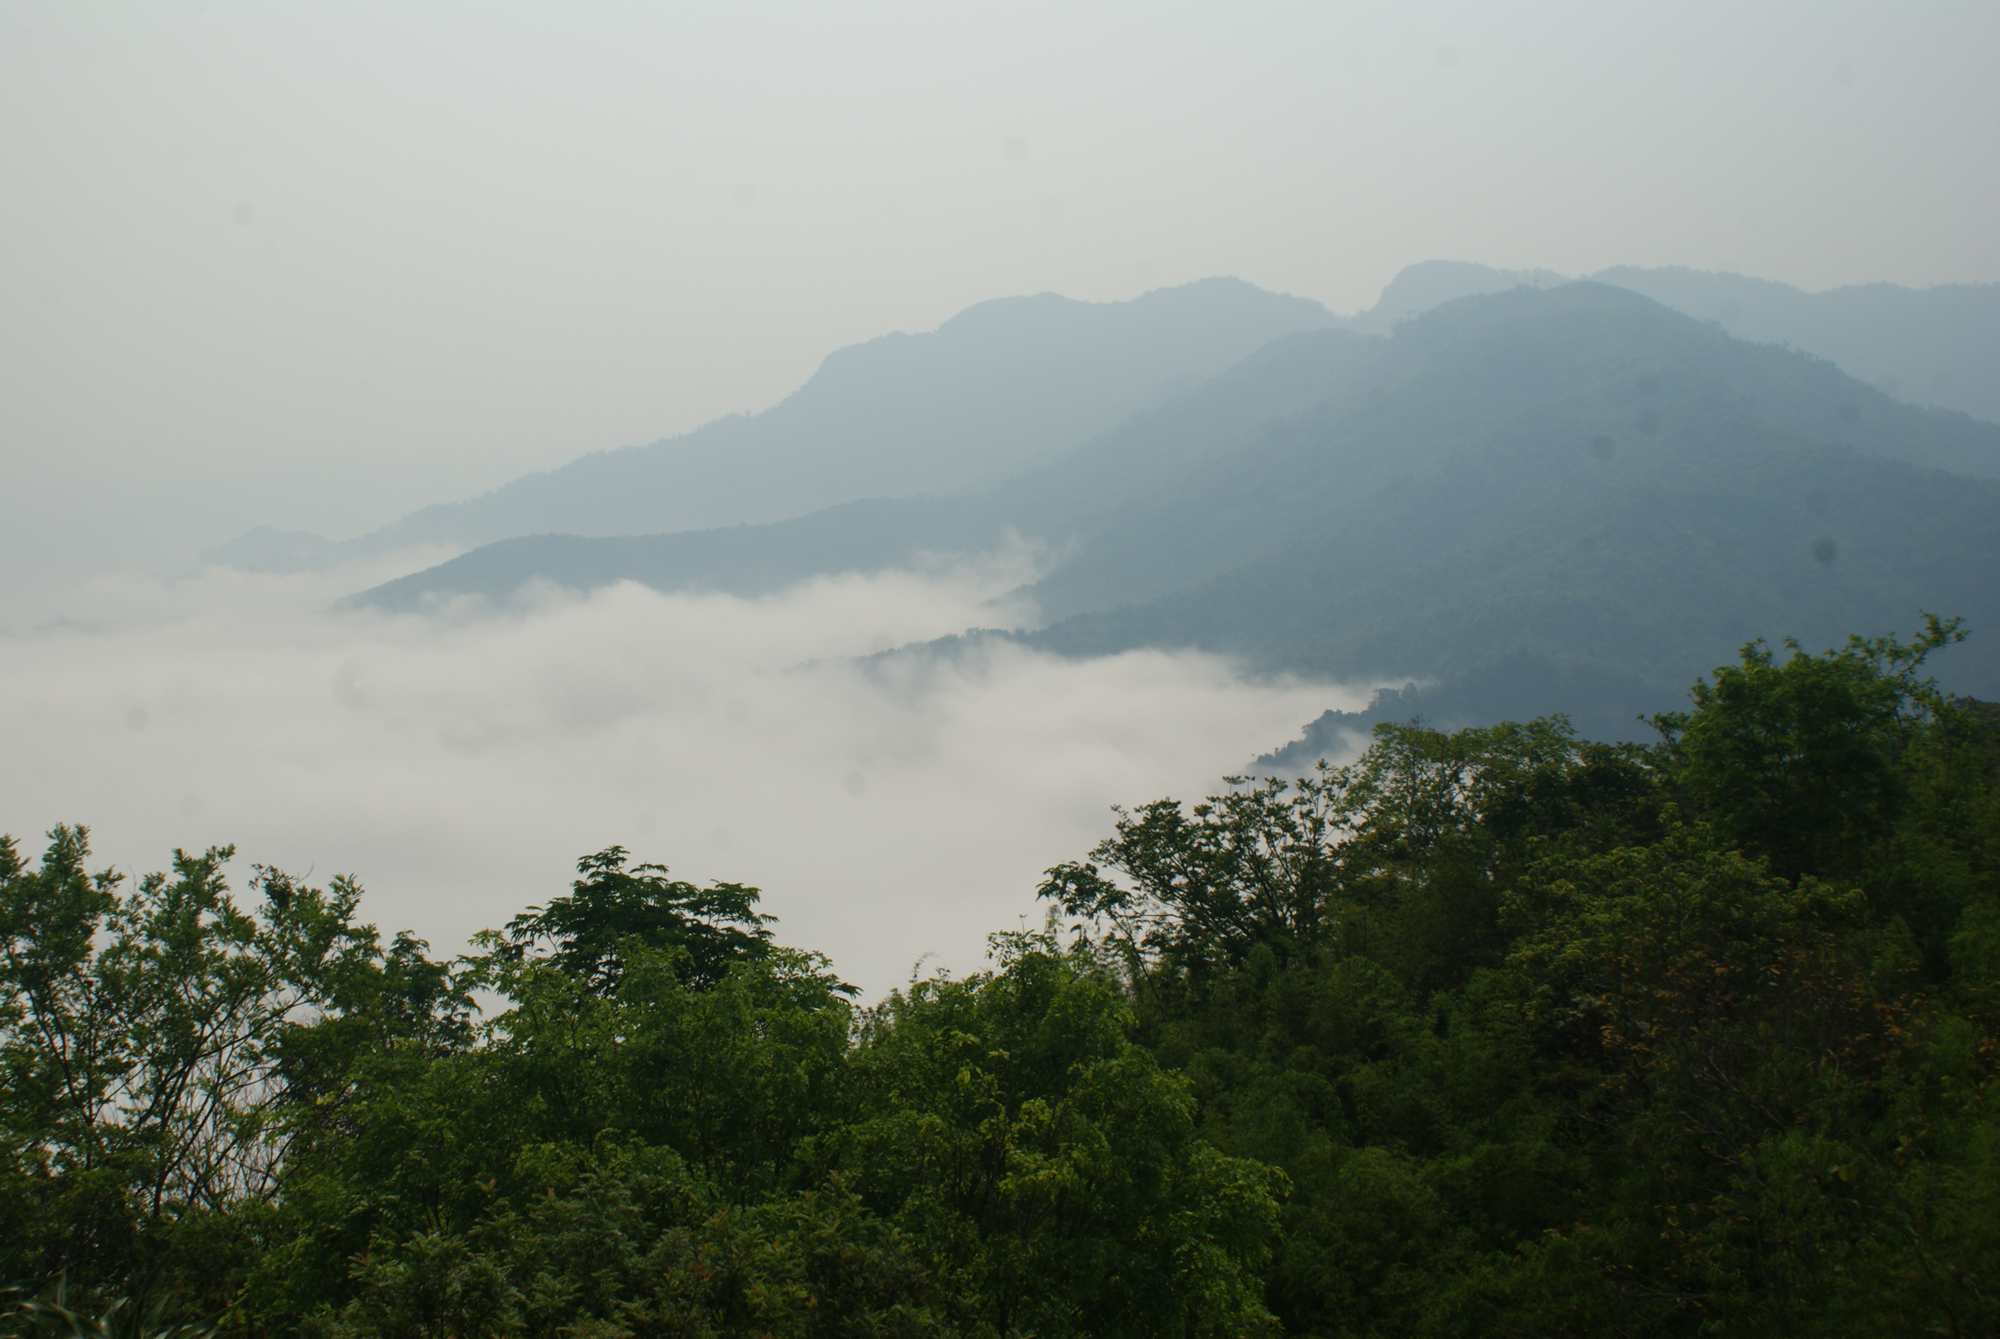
(4, 0, 1997, 579)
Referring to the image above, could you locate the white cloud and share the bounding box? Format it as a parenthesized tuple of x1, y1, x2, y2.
(2, 556, 1364, 998)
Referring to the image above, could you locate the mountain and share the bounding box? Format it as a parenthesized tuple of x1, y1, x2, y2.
(237, 258, 2000, 587)
(352, 327, 1384, 611)
(351, 497, 993, 611)
(221, 261, 1999, 586)
(1361, 261, 2000, 424)
(1593, 265, 2000, 425)
(1351, 259, 1566, 331)
(1022, 280, 2000, 625)
(233, 278, 1340, 570)
(1019, 283, 2000, 740)
(355, 282, 2000, 749)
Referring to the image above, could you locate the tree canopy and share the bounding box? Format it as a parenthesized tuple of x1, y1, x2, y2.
(4, 618, 1996, 1336)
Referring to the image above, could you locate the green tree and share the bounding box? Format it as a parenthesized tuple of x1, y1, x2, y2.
(830, 933, 1285, 1337)
(486, 846, 778, 995)
(1651, 614, 1965, 881)
(0, 826, 443, 1320)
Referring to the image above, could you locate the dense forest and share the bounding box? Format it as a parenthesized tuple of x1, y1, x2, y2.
(5, 615, 1997, 1337)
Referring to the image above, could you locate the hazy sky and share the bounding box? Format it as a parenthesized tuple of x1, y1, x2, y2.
(4, 0, 1997, 579)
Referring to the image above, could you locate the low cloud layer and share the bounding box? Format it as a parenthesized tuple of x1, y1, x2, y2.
(4, 555, 1363, 998)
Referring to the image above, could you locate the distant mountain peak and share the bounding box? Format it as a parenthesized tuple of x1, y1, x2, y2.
(1592, 262, 1804, 299)
(310, 276, 1344, 565)
(1135, 274, 1302, 301)
(224, 262, 2000, 581)
(1408, 277, 1679, 322)
(1364, 259, 1567, 327)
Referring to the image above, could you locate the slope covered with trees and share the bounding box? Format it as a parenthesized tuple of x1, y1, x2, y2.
(1026, 284, 2000, 739)
(6, 617, 1998, 1335)
(1594, 264, 2000, 424)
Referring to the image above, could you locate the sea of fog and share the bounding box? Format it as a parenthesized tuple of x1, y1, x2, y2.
(1, 551, 1365, 999)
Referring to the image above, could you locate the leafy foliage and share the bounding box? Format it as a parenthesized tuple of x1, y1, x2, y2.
(485, 846, 780, 995)
(5, 619, 1997, 1335)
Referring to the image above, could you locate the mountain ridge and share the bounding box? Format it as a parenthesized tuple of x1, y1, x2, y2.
(348, 282, 2000, 747)
(209, 277, 1340, 573)
(210, 261, 2000, 575)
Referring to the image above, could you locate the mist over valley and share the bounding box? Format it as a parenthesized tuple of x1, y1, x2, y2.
(7, 5, 2000, 1332)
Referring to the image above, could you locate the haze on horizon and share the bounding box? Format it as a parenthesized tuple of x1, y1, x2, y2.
(4, 0, 1998, 583)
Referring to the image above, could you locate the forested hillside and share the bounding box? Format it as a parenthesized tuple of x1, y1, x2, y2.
(1029, 284, 2000, 739)
(1594, 265, 2000, 424)
(7, 617, 1997, 1336)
